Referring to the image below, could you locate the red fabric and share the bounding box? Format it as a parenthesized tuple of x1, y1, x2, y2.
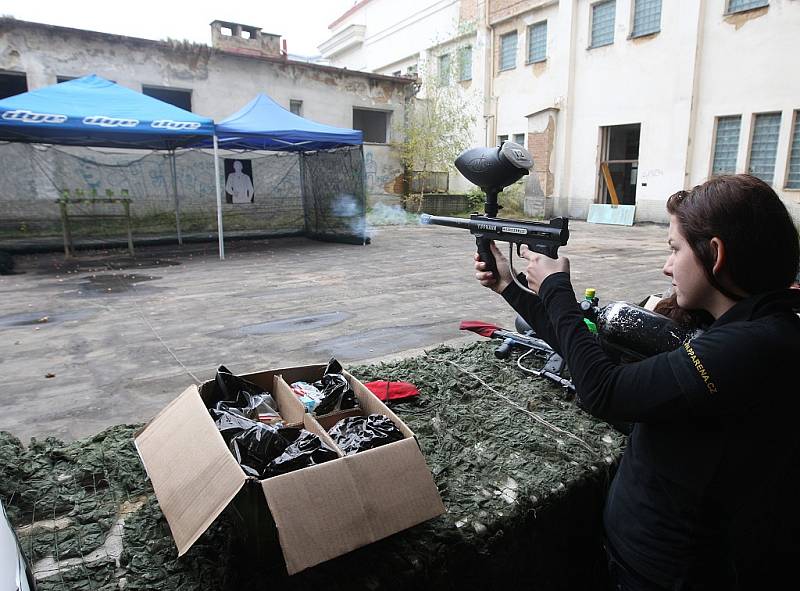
(364, 380, 420, 402)
(459, 320, 500, 338)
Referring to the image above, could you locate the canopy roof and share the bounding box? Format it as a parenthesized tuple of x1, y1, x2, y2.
(0, 74, 214, 149)
(214, 93, 362, 151)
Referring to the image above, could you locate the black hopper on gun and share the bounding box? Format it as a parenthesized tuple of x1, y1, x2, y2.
(421, 141, 569, 292)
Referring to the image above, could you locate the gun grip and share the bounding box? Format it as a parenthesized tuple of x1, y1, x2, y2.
(476, 237, 499, 280)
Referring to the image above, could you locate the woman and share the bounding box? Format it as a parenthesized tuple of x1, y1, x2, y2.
(474, 174, 800, 590)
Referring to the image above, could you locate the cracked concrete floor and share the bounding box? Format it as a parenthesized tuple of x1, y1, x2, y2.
(0, 220, 671, 441)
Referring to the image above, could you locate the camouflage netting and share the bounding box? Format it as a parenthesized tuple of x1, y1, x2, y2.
(0, 342, 625, 590)
(0, 143, 366, 246)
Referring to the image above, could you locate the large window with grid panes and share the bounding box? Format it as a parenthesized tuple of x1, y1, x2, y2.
(527, 21, 547, 63)
(631, 0, 661, 38)
(499, 31, 518, 71)
(748, 112, 781, 184)
(711, 115, 742, 176)
(459, 46, 472, 81)
(727, 0, 768, 14)
(786, 111, 800, 190)
(590, 0, 616, 48)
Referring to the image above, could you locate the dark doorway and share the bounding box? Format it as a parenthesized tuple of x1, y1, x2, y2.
(598, 123, 640, 205)
(0, 71, 27, 99)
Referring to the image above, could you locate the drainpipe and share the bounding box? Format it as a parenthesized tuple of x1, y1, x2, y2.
(482, 0, 496, 145)
(558, 0, 580, 215)
(683, 0, 707, 189)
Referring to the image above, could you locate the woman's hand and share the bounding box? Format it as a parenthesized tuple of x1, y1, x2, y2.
(520, 245, 570, 293)
(473, 241, 513, 294)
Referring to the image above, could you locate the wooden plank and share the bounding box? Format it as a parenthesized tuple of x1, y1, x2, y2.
(600, 162, 620, 207)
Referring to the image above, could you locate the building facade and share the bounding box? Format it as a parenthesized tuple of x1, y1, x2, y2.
(321, 0, 800, 222)
(0, 17, 416, 207)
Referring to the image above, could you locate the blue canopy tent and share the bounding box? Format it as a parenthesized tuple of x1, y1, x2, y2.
(210, 94, 367, 246)
(213, 93, 362, 151)
(0, 75, 226, 256)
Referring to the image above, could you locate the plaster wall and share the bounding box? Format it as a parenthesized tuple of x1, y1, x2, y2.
(687, 0, 800, 219)
(326, 0, 463, 72)
(0, 20, 412, 208)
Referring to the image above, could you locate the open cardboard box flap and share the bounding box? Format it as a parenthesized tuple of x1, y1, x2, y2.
(135, 385, 247, 556)
(262, 436, 445, 575)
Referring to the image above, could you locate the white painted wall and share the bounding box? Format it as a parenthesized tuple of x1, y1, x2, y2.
(688, 0, 800, 219)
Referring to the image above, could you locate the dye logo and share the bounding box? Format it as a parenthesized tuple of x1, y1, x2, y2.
(683, 341, 718, 394)
(83, 116, 139, 127)
(2, 109, 68, 124)
(151, 120, 202, 130)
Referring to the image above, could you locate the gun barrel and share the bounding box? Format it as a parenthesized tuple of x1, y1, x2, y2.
(420, 214, 472, 230)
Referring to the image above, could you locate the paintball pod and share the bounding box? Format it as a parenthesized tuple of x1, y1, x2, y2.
(461, 295, 704, 394)
(420, 142, 569, 293)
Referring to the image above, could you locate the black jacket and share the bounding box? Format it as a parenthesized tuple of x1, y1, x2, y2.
(503, 274, 800, 588)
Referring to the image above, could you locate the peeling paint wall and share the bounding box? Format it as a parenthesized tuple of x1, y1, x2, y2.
(0, 18, 413, 210)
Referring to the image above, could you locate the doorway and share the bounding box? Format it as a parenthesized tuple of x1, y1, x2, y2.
(598, 123, 640, 205)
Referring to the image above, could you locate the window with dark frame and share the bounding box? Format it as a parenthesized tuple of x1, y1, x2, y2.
(0, 71, 28, 99)
(499, 31, 518, 71)
(142, 85, 192, 112)
(527, 21, 547, 63)
(786, 111, 800, 189)
(711, 115, 742, 176)
(57, 76, 77, 84)
(590, 0, 616, 48)
(727, 0, 768, 14)
(513, 133, 526, 147)
(289, 100, 303, 116)
(631, 0, 661, 38)
(497, 134, 509, 146)
(353, 108, 389, 143)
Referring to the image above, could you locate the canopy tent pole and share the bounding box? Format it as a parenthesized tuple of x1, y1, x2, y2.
(213, 135, 225, 260)
(359, 145, 367, 246)
(169, 149, 183, 245)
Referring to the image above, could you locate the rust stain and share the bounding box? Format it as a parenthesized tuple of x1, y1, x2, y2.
(724, 6, 768, 30)
(631, 31, 658, 45)
(531, 61, 547, 77)
(385, 174, 405, 195)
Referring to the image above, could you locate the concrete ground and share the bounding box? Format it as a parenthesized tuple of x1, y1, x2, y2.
(0, 220, 671, 442)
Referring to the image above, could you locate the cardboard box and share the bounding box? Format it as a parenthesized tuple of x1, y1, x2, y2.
(135, 363, 445, 575)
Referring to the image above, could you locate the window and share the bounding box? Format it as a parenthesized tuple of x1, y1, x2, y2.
(438, 53, 451, 86)
(353, 108, 389, 143)
(785, 112, 800, 189)
(0, 71, 27, 99)
(459, 46, 472, 81)
(392, 70, 402, 77)
(727, 0, 768, 14)
(497, 134, 509, 146)
(748, 112, 781, 184)
(499, 31, 518, 71)
(527, 21, 547, 63)
(142, 85, 192, 112)
(289, 100, 303, 116)
(631, 0, 661, 37)
(406, 64, 418, 76)
(590, 0, 616, 48)
(57, 76, 77, 83)
(513, 133, 526, 146)
(711, 115, 741, 176)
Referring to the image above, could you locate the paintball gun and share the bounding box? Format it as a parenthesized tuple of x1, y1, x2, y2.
(420, 141, 569, 294)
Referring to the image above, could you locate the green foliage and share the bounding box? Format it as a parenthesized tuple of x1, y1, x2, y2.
(392, 46, 479, 209)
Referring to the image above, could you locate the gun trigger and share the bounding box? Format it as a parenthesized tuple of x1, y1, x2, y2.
(516, 244, 522, 257)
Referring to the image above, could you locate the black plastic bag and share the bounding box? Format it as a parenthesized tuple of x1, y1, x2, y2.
(209, 408, 263, 445)
(228, 423, 303, 479)
(214, 365, 280, 422)
(264, 431, 339, 477)
(328, 414, 404, 456)
(313, 358, 358, 415)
